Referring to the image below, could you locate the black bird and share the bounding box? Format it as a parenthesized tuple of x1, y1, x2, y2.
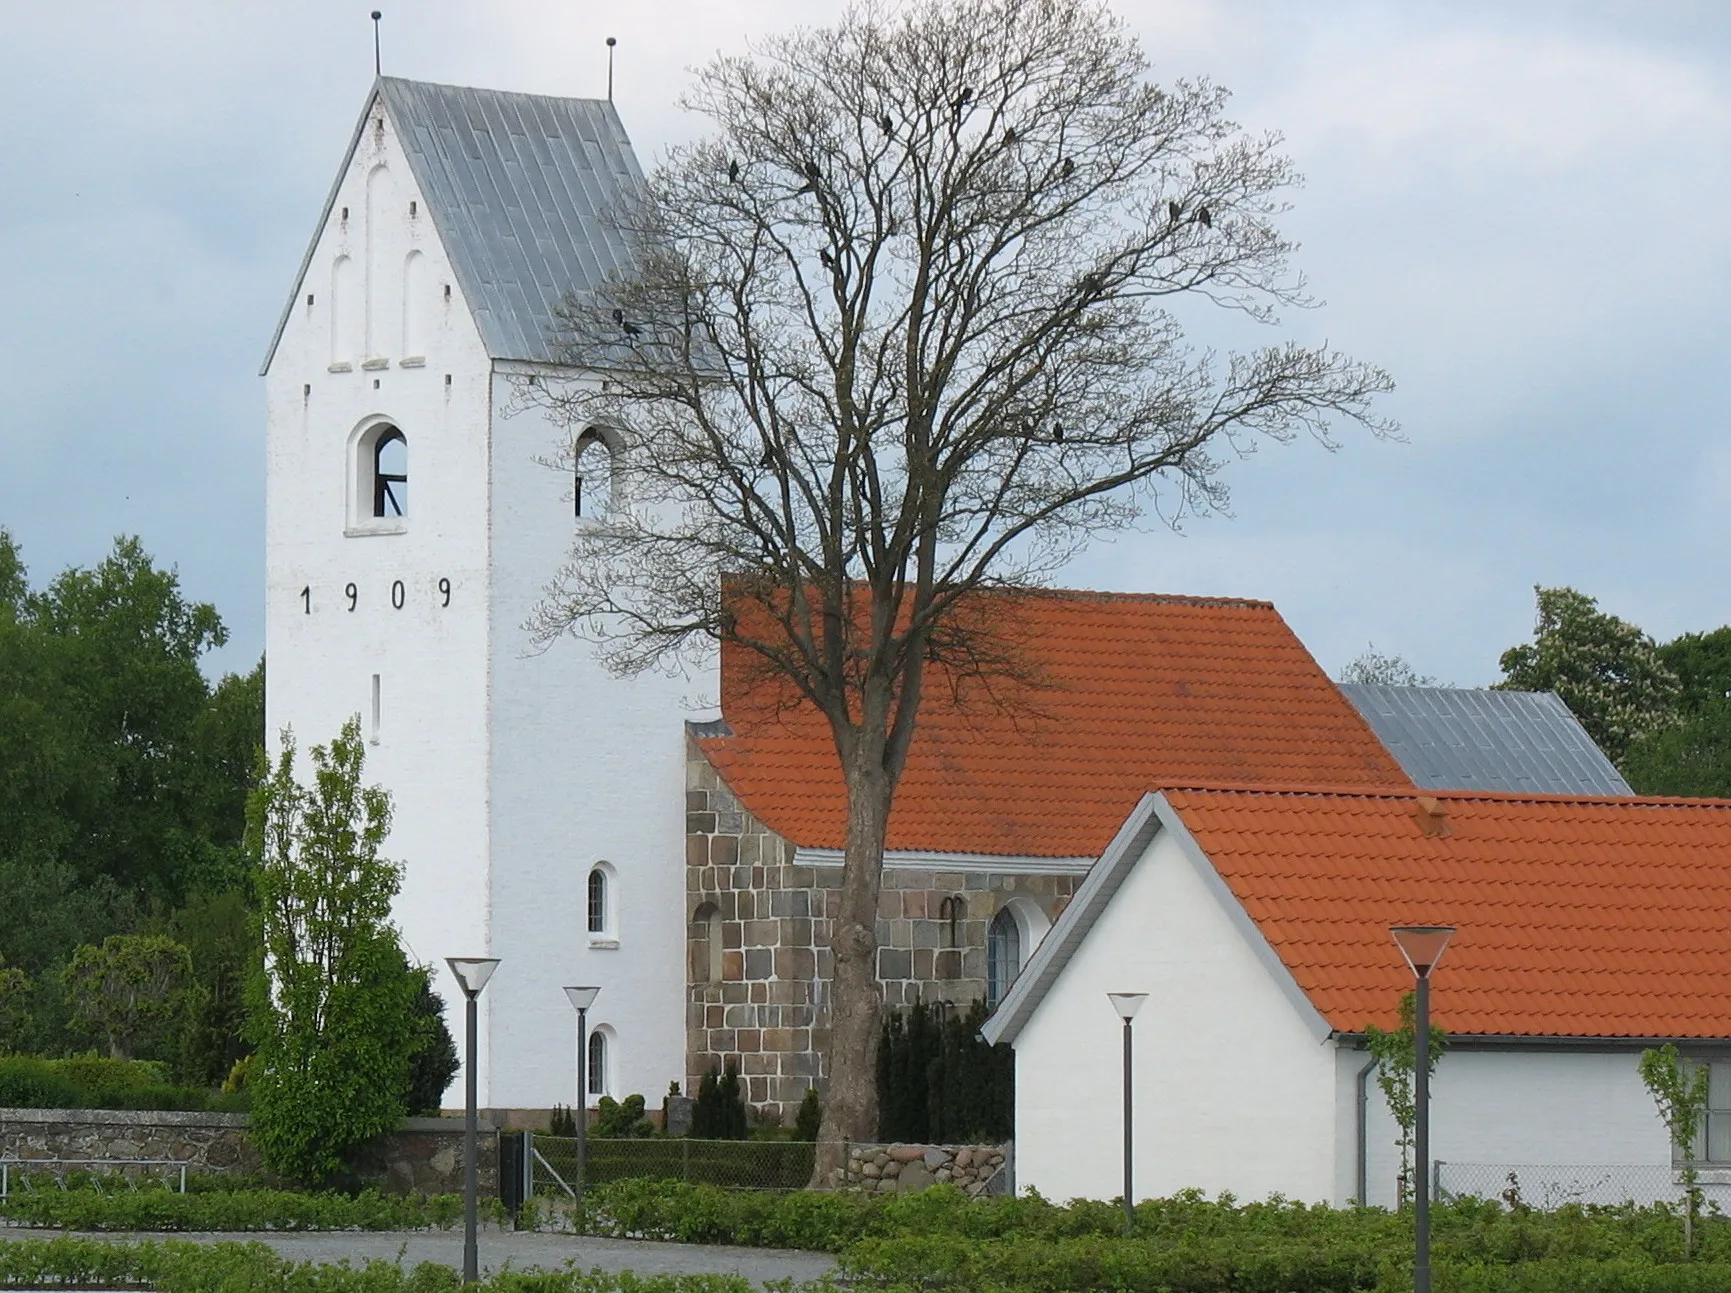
(1061, 157, 1075, 179)
(819, 248, 836, 270)
(1052, 422, 1065, 442)
(1082, 273, 1103, 295)
(1168, 200, 1182, 222)
(1002, 127, 1018, 146)
(879, 114, 894, 136)
(1197, 206, 1212, 228)
(804, 159, 822, 181)
(953, 87, 972, 115)
(728, 159, 741, 183)
(613, 307, 642, 338)
(759, 446, 775, 469)
(612, 308, 624, 324)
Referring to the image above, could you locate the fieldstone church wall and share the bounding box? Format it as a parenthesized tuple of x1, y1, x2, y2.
(686, 736, 1080, 1121)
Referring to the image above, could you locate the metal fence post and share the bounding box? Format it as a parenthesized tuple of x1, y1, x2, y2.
(681, 1136, 690, 1183)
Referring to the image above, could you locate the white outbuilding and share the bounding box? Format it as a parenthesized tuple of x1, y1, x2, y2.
(983, 785, 1731, 1210)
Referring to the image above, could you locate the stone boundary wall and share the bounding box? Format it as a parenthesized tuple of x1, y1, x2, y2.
(0, 1110, 496, 1195)
(826, 1142, 1011, 1196)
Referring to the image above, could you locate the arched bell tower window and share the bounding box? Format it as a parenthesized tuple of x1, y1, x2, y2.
(574, 428, 616, 520)
(373, 428, 408, 517)
(587, 1028, 610, 1099)
(587, 864, 612, 937)
(347, 419, 409, 536)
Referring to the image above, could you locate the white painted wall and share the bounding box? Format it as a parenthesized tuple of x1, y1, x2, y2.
(483, 374, 698, 1109)
(267, 91, 705, 1111)
(1013, 827, 1338, 1203)
(1352, 1046, 1682, 1208)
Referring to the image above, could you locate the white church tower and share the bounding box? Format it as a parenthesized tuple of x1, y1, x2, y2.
(262, 78, 699, 1111)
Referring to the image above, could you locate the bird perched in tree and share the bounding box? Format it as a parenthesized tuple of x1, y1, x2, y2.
(879, 114, 894, 136)
(819, 248, 836, 270)
(728, 159, 740, 183)
(953, 87, 972, 115)
(1061, 157, 1075, 179)
(1082, 273, 1103, 295)
(1052, 422, 1065, 442)
(1168, 200, 1182, 223)
(612, 307, 642, 338)
(804, 159, 822, 181)
(1196, 207, 1212, 227)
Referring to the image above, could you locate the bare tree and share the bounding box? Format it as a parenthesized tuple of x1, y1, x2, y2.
(527, 0, 1395, 1158)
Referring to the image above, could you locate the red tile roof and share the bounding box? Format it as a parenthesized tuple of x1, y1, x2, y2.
(1164, 786, 1731, 1038)
(697, 589, 1410, 857)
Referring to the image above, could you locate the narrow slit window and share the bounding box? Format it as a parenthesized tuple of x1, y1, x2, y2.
(373, 428, 408, 517)
(574, 430, 613, 519)
(370, 674, 381, 745)
(587, 1030, 608, 1098)
(587, 867, 608, 934)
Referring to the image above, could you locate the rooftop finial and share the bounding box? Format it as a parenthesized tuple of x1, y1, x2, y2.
(372, 10, 383, 76)
(606, 36, 617, 101)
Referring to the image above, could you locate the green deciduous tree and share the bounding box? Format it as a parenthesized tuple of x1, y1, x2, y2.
(1363, 991, 1446, 1208)
(60, 935, 192, 1061)
(1640, 1043, 1709, 1257)
(527, 0, 1392, 1160)
(1498, 586, 1680, 766)
(1339, 645, 1437, 687)
(245, 718, 422, 1184)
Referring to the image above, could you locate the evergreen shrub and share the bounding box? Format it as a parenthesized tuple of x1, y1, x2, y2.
(877, 999, 1012, 1143)
(691, 1059, 749, 1139)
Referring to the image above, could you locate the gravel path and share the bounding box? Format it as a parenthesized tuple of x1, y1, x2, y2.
(62, 1229, 838, 1285)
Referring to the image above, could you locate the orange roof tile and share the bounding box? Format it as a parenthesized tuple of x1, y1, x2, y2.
(1164, 786, 1731, 1038)
(698, 589, 1410, 857)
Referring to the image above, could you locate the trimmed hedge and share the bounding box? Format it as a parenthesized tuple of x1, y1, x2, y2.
(0, 1236, 762, 1291)
(0, 1185, 481, 1231)
(0, 1054, 244, 1112)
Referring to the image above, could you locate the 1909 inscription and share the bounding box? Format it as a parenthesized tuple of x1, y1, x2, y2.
(298, 577, 453, 613)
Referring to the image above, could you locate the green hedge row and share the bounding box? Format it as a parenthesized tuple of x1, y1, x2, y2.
(0, 1054, 245, 1112)
(0, 1186, 482, 1231)
(0, 1236, 762, 1292)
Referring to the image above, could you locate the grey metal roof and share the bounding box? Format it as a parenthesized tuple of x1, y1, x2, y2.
(263, 77, 642, 373)
(1339, 684, 1631, 796)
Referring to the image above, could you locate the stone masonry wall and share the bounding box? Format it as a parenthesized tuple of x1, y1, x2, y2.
(824, 1142, 1011, 1196)
(687, 736, 1080, 1122)
(0, 1110, 497, 1196)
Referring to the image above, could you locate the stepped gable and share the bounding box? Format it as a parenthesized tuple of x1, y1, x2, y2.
(696, 588, 1411, 858)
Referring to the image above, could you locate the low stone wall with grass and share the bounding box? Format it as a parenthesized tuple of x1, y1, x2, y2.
(0, 1109, 497, 1195)
(827, 1141, 1011, 1195)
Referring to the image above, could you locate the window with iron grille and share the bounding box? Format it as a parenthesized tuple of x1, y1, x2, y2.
(587, 867, 608, 935)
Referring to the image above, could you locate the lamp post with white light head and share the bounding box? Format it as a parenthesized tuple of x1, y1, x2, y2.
(446, 957, 500, 1286)
(1390, 926, 1455, 1293)
(1107, 992, 1148, 1237)
(563, 986, 600, 1214)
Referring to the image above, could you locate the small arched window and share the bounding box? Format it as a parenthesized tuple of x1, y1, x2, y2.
(574, 429, 614, 519)
(587, 1028, 609, 1099)
(373, 428, 407, 517)
(587, 866, 608, 935)
(986, 906, 1022, 1010)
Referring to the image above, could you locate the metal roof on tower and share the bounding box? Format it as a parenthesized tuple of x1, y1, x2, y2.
(262, 77, 642, 373)
(1339, 683, 1631, 796)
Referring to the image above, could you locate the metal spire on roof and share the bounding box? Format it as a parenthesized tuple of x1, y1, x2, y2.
(606, 37, 617, 100)
(372, 10, 383, 75)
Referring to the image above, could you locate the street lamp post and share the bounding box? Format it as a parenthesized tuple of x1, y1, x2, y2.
(563, 986, 600, 1215)
(1390, 926, 1455, 1293)
(1107, 992, 1148, 1237)
(446, 957, 501, 1286)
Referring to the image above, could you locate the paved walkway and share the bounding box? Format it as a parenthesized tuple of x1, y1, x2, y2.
(64, 1230, 837, 1285)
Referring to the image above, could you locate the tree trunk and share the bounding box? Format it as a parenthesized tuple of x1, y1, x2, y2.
(812, 745, 894, 1186)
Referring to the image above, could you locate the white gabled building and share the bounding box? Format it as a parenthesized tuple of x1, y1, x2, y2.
(983, 786, 1731, 1210)
(262, 77, 705, 1111)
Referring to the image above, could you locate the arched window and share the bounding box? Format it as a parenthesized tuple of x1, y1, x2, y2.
(373, 428, 407, 517)
(574, 429, 615, 519)
(587, 866, 608, 935)
(587, 1028, 609, 1099)
(986, 906, 1022, 1010)
(691, 901, 723, 983)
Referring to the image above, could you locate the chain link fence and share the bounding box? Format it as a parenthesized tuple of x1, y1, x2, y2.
(528, 1135, 816, 1196)
(1436, 1162, 1688, 1210)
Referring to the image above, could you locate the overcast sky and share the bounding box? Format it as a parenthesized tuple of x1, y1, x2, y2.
(2, 1, 1727, 685)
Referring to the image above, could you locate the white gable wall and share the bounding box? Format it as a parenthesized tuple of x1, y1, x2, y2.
(265, 93, 501, 1098)
(1014, 827, 1338, 1203)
